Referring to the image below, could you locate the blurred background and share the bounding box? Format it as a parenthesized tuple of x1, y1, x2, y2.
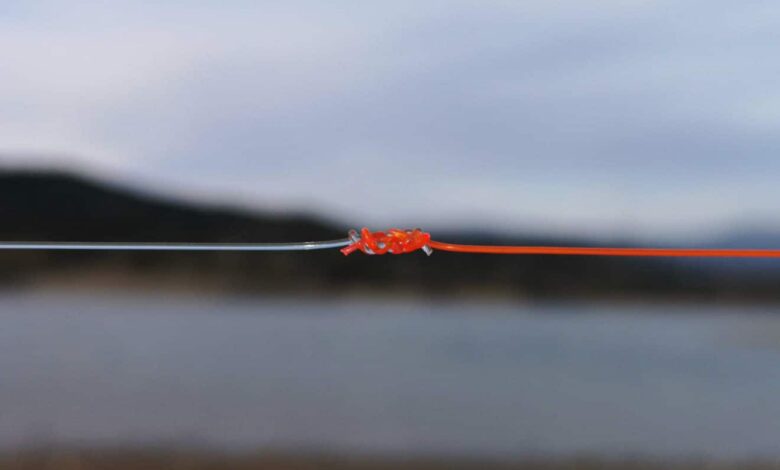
(3, 1, 780, 468)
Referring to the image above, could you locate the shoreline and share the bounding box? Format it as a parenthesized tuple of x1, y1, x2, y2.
(3, 449, 779, 470)
(6, 271, 780, 309)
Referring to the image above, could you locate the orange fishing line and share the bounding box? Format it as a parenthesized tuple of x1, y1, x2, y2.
(427, 241, 780, 258)
(341, 228, 780, 258)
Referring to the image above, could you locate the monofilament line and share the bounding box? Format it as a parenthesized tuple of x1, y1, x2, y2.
(0, 239, 352, 252)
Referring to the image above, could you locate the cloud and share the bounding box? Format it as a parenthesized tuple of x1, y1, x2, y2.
(2, 1, 780, 239)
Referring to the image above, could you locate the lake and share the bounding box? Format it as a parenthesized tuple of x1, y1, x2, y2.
(2, 292, 780, 459)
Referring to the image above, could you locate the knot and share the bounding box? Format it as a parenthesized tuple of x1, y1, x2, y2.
(341, 228, 432, 256)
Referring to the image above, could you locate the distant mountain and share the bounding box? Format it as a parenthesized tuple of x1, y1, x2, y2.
(710, 229, 780, 250)
(0, 169, 777, 302)
(0, 171, 342, 242)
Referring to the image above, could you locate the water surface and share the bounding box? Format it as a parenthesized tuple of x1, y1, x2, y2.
(1, 293, 780, 458)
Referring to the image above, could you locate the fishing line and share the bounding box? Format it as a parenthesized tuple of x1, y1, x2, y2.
(343, 228, 780, 258)
(0, 228, 779, 258)
(0, 239, 351, 251)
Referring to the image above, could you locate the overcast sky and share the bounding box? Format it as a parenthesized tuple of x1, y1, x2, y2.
(1, 1, 780, 239)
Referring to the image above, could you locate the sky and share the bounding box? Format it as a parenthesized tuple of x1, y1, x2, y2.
(1, 1, 780, 240)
